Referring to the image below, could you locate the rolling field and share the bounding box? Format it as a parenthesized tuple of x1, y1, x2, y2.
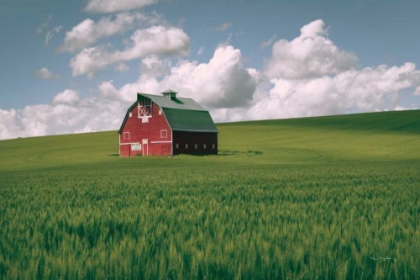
(0, 110, 419, 279)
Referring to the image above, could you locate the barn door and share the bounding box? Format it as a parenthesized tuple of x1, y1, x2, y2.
(142, 139, 148, 156)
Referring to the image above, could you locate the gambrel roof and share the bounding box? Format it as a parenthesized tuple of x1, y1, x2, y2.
(118, 92, 218, 133)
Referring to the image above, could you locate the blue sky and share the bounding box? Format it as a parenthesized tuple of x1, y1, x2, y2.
(1, 0, 420, 139)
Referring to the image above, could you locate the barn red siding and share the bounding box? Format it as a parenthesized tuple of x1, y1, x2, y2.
(172, 132, 218, 155)
(119, 103, 172, 156)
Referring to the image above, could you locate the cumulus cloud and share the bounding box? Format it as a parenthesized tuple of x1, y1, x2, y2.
(70, 25, 190, 76)
(2, 19, 420, 140)
(58, 12, 163, 53)
(34, 67, 60, 80)
(0, 89, 130, 140)
(52, 90, 81, 106)
(85, 0, 157, 13)
(0, 46, 253, 139)
(104, 45, 258, 109)
(264, 19, 357, 79)
(115, 63, 130, 72)
(140, 55, 172, 77)
(245, 63, 420, 120)
(206, 20, 420, 122)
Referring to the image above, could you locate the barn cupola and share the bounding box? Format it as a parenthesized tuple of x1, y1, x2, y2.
(162, 89, 177, 100)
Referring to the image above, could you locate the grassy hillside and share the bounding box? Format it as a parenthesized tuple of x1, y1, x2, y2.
(0, 110, 419, 279)
(1, 110, 419, 172)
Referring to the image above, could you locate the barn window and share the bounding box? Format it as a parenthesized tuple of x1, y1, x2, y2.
(176, 143, 179, 149)
(138, 96, 152, 118)
(185, 144, 188, 149)
(160, 130, 167, 138)
(204, 144, 206, 149)
(129, 112, 132, 117)
(195, 144, 197, 149)
(123, 132, 130, 140)
(212, 144, 215, 149)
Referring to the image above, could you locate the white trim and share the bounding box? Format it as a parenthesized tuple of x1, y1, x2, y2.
(160, 129, 167, 138)
(138, 103, 152, 118)
(151, 141, 172, 144)
(123, 132, 130, 140)
(142, 139, 148, 156)
(120, 142, 140, 145)
(157, 105, 173, 155)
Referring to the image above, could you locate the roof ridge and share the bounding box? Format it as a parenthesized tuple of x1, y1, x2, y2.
(137, 92, 207, 112)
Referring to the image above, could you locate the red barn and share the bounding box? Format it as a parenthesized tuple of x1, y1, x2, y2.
(118, 90, 218, 156)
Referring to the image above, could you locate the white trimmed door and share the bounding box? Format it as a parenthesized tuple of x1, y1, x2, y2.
(142, 139, 148, 156)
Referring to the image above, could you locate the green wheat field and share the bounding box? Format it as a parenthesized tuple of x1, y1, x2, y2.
(0, 110, 419, 279)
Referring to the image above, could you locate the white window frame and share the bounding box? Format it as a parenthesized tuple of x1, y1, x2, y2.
(160, 129, 167, 138)
(123, 132, 130, 140)
(138, 97, 152, 118)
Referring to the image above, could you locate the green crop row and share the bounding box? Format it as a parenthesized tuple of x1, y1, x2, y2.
(1, 162, 419, 279)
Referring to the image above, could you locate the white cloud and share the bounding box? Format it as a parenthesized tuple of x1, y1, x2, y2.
(115, 63, 130, 72)
(34, 67, 60, 80)
(0, 89, 131, 140)
(52, 90, 81, 106)
(2, 19, 420, 140)
(259, 35, 276, 49)
(45, 25, 62, 47)
(264, 19, 357, 79)
(70, 25, 190, 76)
(208, 22, 232, 32)
(197, 46, 204, 56)
(140, 55, 172, 77)
(244, 62, 420, 121)
(58, 12, 163, 53)
(105, 45, 258, 109)
(85, 0, 157, 13)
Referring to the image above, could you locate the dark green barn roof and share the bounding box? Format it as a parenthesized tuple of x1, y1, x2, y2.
(118, 92, 218, 133)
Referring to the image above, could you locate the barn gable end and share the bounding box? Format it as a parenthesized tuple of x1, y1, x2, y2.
(118, 90, 218, 156)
